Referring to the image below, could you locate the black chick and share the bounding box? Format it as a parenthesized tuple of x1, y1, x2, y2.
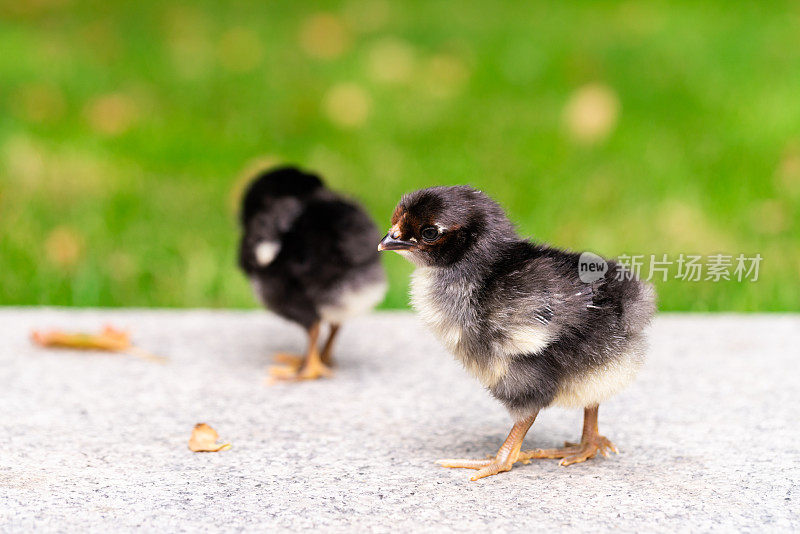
(239, 166, 386, 380)
(378, 186, 656, 480)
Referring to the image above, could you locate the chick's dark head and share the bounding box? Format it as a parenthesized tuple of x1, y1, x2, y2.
(379, 185, 515, 267)
(241, 166, 324, 225)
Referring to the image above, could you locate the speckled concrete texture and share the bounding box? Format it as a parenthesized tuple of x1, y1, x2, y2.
(1, 309, 798, 532)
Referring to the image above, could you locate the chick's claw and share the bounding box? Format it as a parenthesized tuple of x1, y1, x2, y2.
(471, 461, 515, 481)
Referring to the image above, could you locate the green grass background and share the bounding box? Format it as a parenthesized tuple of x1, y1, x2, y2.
(1, 0, 798, 311)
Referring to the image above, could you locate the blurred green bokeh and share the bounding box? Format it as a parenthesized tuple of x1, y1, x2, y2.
(1, 0, 798, 311)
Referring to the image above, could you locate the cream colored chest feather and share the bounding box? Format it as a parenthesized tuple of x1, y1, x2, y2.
(409, 268, 509, 386)
(410, 267, 560, 388)
(409, 268, 465, 350)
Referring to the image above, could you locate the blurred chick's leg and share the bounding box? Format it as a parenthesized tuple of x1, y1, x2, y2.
(438, 412, 538, 481)
(319, 323, 340, 366)
(296, 322, 332, 380)
(268, 322, 332, 381)
(519, 405, 618, 466)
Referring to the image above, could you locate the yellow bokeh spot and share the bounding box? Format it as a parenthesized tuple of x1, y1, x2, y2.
(751, 199, 788, 235)
(323, 83, 371, 129)
(108, 251, 137, 282)
(776, 142, 800, 198)
(563, 83, 620, 144)
(84, 93, 139, 136)
(299, 13, 351, 59)
(366, 38, 414, 84)
(421, 54, 469, 98)
(45, 226, 85, 268)
(3, 135, 46, 183)
(656, 200, 732, 251)
(165, 6, 214, 79)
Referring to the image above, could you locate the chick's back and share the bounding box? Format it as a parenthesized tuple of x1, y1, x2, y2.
(493, 243, 656, 352)
(278, 197, 384, 289)
(239, 169, 385, 328)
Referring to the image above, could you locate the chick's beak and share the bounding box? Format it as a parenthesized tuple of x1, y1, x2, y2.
(378, 232, 415, 252)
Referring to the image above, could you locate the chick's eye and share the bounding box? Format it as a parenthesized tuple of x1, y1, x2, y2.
(420, 226, 439, 242)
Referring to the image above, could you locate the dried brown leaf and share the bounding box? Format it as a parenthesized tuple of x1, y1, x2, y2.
(188, 423, 232, 452)
(31, 325, 166, 363)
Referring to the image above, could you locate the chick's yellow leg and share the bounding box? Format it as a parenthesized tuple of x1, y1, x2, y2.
(319, 323, 340, 366)
(437, 413, 538, 481)
(268, 322, 332, 382)
(296, 343, 332, 380)
(519, 405, 618, 466)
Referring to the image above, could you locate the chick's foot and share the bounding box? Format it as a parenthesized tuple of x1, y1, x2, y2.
(267, 350, 332, 382)
(519, 406, 617, 466)
(437, 414, 538, 481)
(520, 435, 617, 466)
(296, 355, 333, 380)
(266, 322, 332, 382)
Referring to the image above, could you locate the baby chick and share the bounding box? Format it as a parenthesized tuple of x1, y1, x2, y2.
(379, 186, 655, 480)
(239, 166, 386, 380)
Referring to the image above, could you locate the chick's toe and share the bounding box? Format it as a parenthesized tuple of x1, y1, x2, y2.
(520, 435, 618, 466)
(296, 354, 333, 380)
(267, 356, 332, 382)
(272, 352, 305, 369)
(437, 458, 494, 469)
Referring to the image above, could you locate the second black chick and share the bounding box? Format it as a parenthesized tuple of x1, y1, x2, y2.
(378, 186, 656, 480)
(239, 166, 386, 381)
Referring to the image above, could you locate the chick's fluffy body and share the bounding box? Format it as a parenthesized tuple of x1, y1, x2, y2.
(239, 167, 386, 328)
(394, 186, 656, 420)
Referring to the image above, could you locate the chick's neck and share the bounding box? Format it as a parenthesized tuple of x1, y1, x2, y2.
(435, 227, 518, 285)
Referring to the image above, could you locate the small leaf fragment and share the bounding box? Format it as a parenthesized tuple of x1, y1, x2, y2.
(31, 325, 166, 363)
(188, 423, 232, 452)
(32, 325, 131, 351)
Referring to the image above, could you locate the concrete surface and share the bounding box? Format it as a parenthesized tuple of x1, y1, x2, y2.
(1, 308, 798, 532)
